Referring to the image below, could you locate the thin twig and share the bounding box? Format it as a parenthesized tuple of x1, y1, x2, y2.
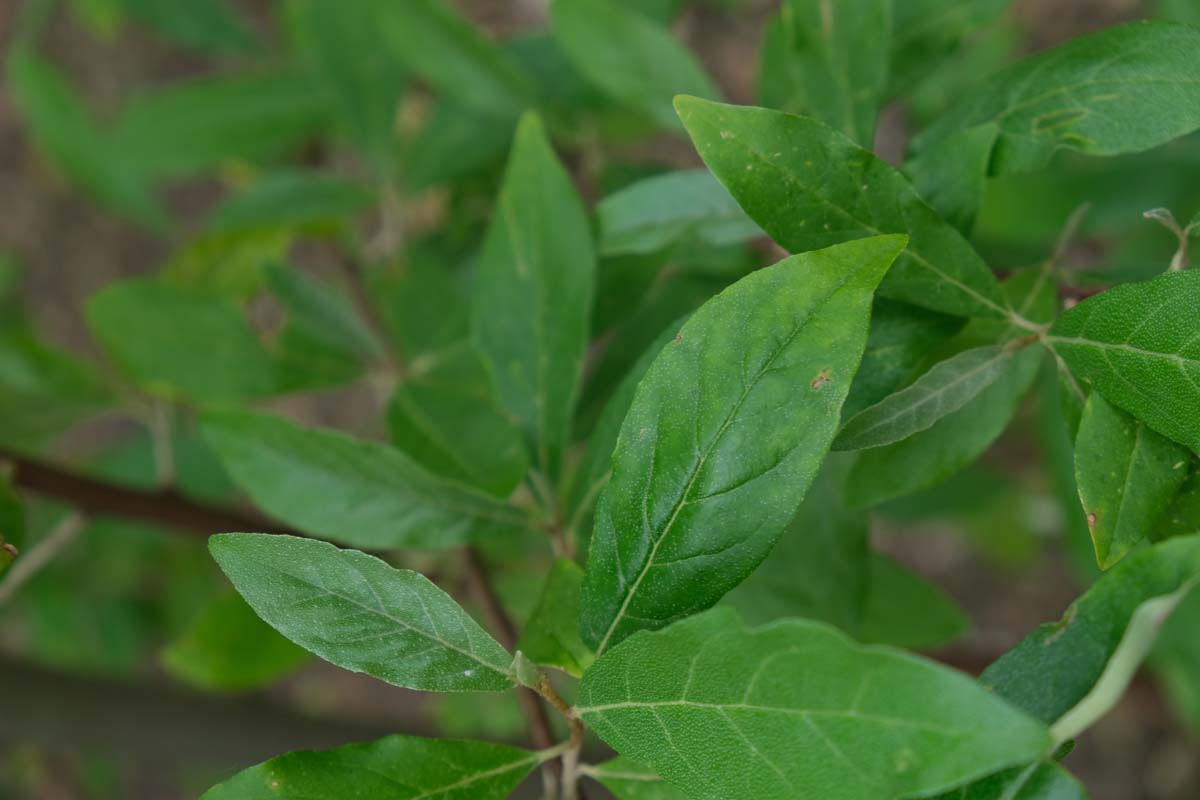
(0, 512, 86, 605)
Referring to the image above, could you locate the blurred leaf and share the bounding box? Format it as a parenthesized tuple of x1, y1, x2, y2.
(907, 123, 999, 233)
(516, 558, 593, 676)
(86, 277, 281, 404)
(402, 99, 514, 191)
(163, 229, 291, 299)
(1152, 582, 1200, 731)
(161, 590, 310, 693)
(0, 475, 25, 553)
(927, 762, 1089, 800)
(368, 253, 470, 358)
(552, 0, 719, 131)
(1156, 466, 1200, 543)
(204, 172, 375, 236)
(388, 346, 529, 497)
(202, 409, 528, 550)
(0, 331, 112, 449)
(858, 555, 969, 649)
(888, 0, 1011, 96)
(117, 0, 253, 52)
(1158, 0, 1200, 24)
(596, 169, 763, 257)
(1075, 393, 1189, 568)
(265, 261, 383, 365)
(759, 0, 891, 144)
(430, 690, 528, 741)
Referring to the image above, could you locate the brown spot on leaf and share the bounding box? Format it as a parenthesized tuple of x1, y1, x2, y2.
(810, 369, 832, 390)
(1045, 605, 1078, 645)
(672, 333, 683, 345)
(0, 543, 16, 558)
(1086, 512, 1097, 531)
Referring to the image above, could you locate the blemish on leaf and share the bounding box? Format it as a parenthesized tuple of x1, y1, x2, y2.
(719, 130, 733, 140)
(673, 333, 683, 345)
(1086, 512, 1097, 531)
(810, 369, 832, 390)
(893, 747, 916, 774)
(1045, 605, 1078, 645)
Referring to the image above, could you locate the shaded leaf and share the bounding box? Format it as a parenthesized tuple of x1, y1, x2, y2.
(906, 123, 999, 233)
(516, 558, 593, 676)
(204, 172, 374, 236)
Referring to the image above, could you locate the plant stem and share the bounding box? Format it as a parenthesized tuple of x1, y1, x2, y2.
(0, 512, 86, 606)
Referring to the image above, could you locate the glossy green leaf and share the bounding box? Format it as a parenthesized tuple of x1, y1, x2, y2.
(552, 0, 719, 130)
(836, 345, 1014, 451)
(586, 756, 686, 799)
(1075, 393, 1189, 568)
(596, 170, 763, 257)
(918, 21, 1200, 176)
(161, 590, 310, 693)
(211, 533, 516, 692)
(982, 535, 1200, 740)
(907, 123, 999, 233)
(516, 558, 593, 676)
(388, 346, 529, 498)
(201, 409, 528, 550)
(204, 172, 374, 236)
(471, 113, 595, 478)
(675, 96, 1009, 319)
(758, 0, 891, 144)
(1047, 269, 1200, 452)
(579, 235, 907, 653)
(86, 278, 281, 404)
(575, 608, 1051, 800)
(201, 734, 541, 799)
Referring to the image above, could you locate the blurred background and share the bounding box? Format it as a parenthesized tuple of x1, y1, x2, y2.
(0, 0, 1198, 798)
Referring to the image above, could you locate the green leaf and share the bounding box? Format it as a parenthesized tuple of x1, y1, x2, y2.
(200, 734, 541, 799)
(471, 113, 595, 478)
(1047, 269, 1200, 452)
(369, 254, 470, 358)
(516, 558, 593, 676)
(596, 170, 763, 257)
(1156, 466, 1200, 542)
(265, 261, 384, 368)
(201, 409, 528, 550)
(0, 475, 25, 552)
(118, 0, 253, 52)
(906, 123, 999, 233)
(210, 533, 516, 692)
(846, 267, 1054, 507)
(586, 756, 686, 799)
(575, 608, 1051, 800)
(552, 0, 719, 130)
(675, 97, 1009, 319)
(835, 344, 1014, 451)
(928, 762, 1089, 800)
(377, 0, 534, 118)
(982, 535, 1200, 742)
(204, 172, 374, 236)
(86, 277, 280, 404)
(388, 347, 529, 498)
(758, 0, 891, 144)
(0, 330, 111, 449)
(578, 235, 906, 654)
(888, 0, 1010, 96)
(160, 590, 310, 693)
(917, 21, 1200, 176)
(1075, 393, 1189, 569)
(1151, 581, 1200, 731)
(858, 555, 969, 650)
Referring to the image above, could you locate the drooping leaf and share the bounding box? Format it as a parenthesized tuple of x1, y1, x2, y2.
(201, 410, 528, 550)
(758, 0, 891, 144)
(204, 172, 374, 236)
(578, 235, 906, 654)
(471, 113, 595, 478)
(917, 21, 1200, 176)
(160, 590, 310, 693)
(587, 756, 686, 799)
(1074, 393, 1189, 568)
(86, 277, 281, 404)
(982, 535, 1200, 743)
(836, 344, 1014, 451)
(575, 608, 1050, 800)
(552, 0, 719, 130)
(596, 170, 763, 257)
(388, 346, 529, 498)
(906, 123, 999, 233)
(675, 96, 1010, 319)
(516, 558, 593, 676)
(210, 533, 516, 692)
(1048, 269, 1200, 452)
(200, 734, 541, 799)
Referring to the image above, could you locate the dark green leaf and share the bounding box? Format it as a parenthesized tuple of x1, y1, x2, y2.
(211, 533, 517, 691)
(906, 123, 999, 233)
(471, 113, 595, 478)
(858, 555, 969, 650)
(927, 762, 1089, 800)
(204, 172, 374, 236)
(0, 330, 111, 449)
(118, 0, 252, 52)
(202, 409, 528, 550)
(576, 608, 1050, 800)
(201, 734, 541, 799)
(516, 558, 593, 676)
(888, 0, 1011, 96)
(1155, 466, 1200, 542)
(675, 97, 1011, 319)
(579, 236, 906, 653)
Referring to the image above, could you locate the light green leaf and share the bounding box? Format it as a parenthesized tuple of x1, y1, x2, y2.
(758, 0, 891, 144)
(1075, 393, 1189, 568)
(575, 608, 1051, 800)
(516, 558, 593, 676)
(596, 170, 763, 257)
(86, 277, 280, 404)
(675, 96, 1010, 319)
(836, 344, 1014, 451)
(471, 113, 595, 478)
(586, 756, 686, 799)
(204, 172, 374, 236)
(917, 21, 1200, 176)
(1047, 269, 1200, 452)
(982, 535, 1200, 742)
(201, 410, 528, 550)
(552, 0, 719, 130)
(210, 533, 516, 692)
(200, 734, 541, 799)
(388, 346, 529, 498)
(906, 123, 999, 233)
(578, 236, 907, 653)
(161, 590, 310, 693)
(927, 762, 1089, 800)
